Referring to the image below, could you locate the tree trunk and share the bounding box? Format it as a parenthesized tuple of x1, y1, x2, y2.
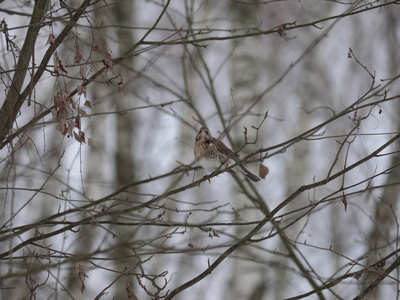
(361, 10, 400, 299)
(226, 2, 265, 299)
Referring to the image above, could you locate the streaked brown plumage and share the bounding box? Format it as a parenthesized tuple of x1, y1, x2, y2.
(194, 127, 260, 182)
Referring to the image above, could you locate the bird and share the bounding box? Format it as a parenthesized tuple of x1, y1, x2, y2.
(194, 127, 260, 182)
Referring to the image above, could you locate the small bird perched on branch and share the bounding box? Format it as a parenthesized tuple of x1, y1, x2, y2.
(194, 127, 260, 182)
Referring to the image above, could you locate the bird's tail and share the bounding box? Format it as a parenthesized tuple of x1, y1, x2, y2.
(238, 165, 260, 182)
(226, 157, 260, 182)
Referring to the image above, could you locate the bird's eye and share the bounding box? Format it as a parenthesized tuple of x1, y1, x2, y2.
(198, 127, 209, 135)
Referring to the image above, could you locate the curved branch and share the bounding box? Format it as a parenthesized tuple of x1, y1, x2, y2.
(164, 133, 400, 299)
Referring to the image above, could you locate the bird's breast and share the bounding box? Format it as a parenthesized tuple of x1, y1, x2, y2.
(197, 157, 221, 172)
(194, 141, 210, 159)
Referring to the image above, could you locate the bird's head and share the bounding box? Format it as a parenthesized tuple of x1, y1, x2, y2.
(195, 127, 211, 142)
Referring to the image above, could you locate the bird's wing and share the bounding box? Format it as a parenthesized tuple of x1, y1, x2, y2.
(210, 138, 239, 161)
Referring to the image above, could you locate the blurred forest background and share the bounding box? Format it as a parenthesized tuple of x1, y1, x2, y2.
(1, 0, 400, 299)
